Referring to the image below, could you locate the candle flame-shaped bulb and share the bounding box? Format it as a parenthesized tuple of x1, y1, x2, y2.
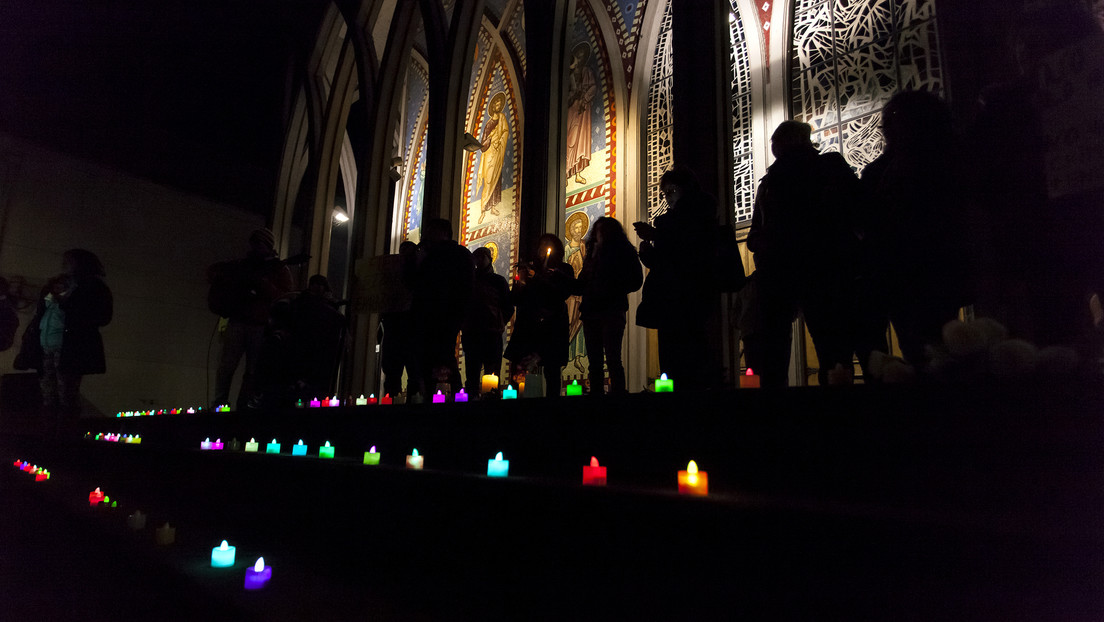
(358, 394, 365, 400)
(435, 390, 443, 395)
(495, 452, 504, 461)
(687, 460, 698, 473)
(204, 437, 210, 442)
(215, 438, 221, 443)
(369, 394, 375, 398)
(297, 439, 304, 445)
(272, 439, 277, 443)
(660, 373, 669, 381)
(369, 445, 377, 453)
(746, 368, 755, 376)
(324, 441, 331, 448)
(506, 384, 513, 390)
(412, 448, 419, 457)
(249, 438, 256, 443)
(220, 540, 229, 550)
(254, 557, 265, 572)
(590, 456, 600, 467)
(95, 487, 101, 493)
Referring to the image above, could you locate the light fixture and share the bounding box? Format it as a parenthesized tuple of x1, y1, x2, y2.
(462, 132, 483, 152)
(333, 206, 349, 223)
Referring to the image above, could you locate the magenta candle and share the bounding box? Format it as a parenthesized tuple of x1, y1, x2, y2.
(309, 397, 321, 408)
(432, 390, 446, 404)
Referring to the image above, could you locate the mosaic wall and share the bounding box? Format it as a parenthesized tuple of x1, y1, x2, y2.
(728, 2, 755, 225)
(399, 60, 430, 243)
(791, 0, 944, 170)
(460, 32, 523, 281)
(503, 1, 527, 75)
(645, 1, 674, 222)
(601, 0, 649, 94)
(562, 1, 618, 379)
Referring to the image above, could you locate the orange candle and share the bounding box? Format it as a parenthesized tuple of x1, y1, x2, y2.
(677, 460, 708, 496)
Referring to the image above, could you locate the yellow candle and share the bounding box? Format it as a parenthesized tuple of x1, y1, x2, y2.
(481, 374, 499, 394)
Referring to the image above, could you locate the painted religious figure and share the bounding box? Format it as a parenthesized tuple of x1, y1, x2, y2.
(477, 91, 509, 224)
(564, 210, 590, 365)
(566, 43, 596, 184)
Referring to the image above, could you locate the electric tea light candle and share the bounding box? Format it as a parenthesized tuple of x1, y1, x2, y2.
(740, 368, 761, 388)
(454, 389, 468, 403)
(211, 540, 237, 568)
(245, 438, 259, 453)
(155, 523, 175, 545)
(677, 460, 708, 496)
(201, 438, 214, 450)
(319, 441, 335, 459)
(266, 439, 281, 454)
(244, 557, 271, 590)
(88, 488, 105, 506)
(363, 445, 380, 465)
(432, 390, 446, 404)
(292, 440, 308, 456)
(381, 394, 393, 405)
(582, 456, 607, 486)
(355, 394, 368, 406)
(406, 448, 424, 470)
(487, 452, 510, 477)
(565, 379, 583, 396)
(655, 373, 674, 393)
(309, 397, 321, 408)
(502, 385, 518, 400)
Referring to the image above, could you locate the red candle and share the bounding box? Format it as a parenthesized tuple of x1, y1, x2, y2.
(89, 487, 105, 506)
(582, 456, 607, 486)
(381, 394, 393, 405)
(677, 461, 708, 496)
(740, 368, 760, 388)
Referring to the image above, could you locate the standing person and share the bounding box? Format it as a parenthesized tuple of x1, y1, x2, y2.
(23, 250, 113, 428)
(505, 234, 576, 395)
(575, 217, 642, 395)
(855, 91, 968, 369)
(410, 218, 474, 399)
(745, 121, 861, 387)
(208, 228, 294, 410)
(380, 241, 417, 398)
(633, 166, 717, 390)
(462, 247, 513, 394)
(0, 277, 18, 353)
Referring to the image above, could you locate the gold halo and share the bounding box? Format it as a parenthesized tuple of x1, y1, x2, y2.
(483, 241, 499, 263)
(488, 91, 506, 113)
(565, 211, 590, 241)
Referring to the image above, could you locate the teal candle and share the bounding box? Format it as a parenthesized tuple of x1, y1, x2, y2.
(211, 540, 236, 568)
(319, 441, 335, 459)
(266, 439, 281, 454)
(502, 384, 518, 400)
(486, 452, 510, 477)
(655, 373, 674, 392)
(363, 445, 380, 465)
(292, 440, 308, 456)
(565, 379, 583, 396)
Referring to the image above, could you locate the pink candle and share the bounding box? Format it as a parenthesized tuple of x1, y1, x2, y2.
(309, 397, 321, 408)
(432, 390, 446, 404)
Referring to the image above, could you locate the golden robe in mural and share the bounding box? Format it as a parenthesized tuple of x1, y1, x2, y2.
(566, 43, 596, 184)
(478, 92, 508, 224)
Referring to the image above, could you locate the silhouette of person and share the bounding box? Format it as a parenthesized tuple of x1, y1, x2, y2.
(566, 42, 596, 185)
(19, 250, 112, 428)
(477, 92, 509, 224)
(505, 233, 576, 395)
(574, 217, 642, 395)
(462, 246, 514, 394)
(381, 241, 417, 397)
(287, 274, 346, 399)
(209, 228, 294, 410)
(855, 91, 968, 369)
(0, 276, 17, 353)
(745, 121, 861, 387)
(410, 218, 473, 398)
(634, 166, 717, 390)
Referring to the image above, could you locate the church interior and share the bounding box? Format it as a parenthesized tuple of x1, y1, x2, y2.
(1, 0, 1102, 619)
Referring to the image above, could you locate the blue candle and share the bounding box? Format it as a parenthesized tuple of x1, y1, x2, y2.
(266, 439, 281, 454)
(211, 540, 236, 568)
(244, 557, 272, 590)
(487, 452, 510, 477)
(502, 385, 518, 400)
(292, 440, 308, 456)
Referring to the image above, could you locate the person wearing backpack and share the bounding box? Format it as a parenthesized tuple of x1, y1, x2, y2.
(575, 217, 643, 395)
(208, 228, 293, 410)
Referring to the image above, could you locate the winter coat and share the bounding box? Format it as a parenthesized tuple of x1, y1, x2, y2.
(58, 275, 113, 375)
(636, 191, 716, 328)
(575, 239, 643, 317)
(505, 261, 575, 368)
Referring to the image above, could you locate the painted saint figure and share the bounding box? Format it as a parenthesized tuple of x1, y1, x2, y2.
(477, 92, 509, 224)
(565, 42, 596, 185)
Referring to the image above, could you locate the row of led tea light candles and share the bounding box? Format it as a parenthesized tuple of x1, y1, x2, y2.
(192, 437, 711, 494)
(87, 486, 274, 589)
(114, 369, 762, 418)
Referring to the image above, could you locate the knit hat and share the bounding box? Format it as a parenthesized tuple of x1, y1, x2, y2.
(250, 228, 276, 250)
